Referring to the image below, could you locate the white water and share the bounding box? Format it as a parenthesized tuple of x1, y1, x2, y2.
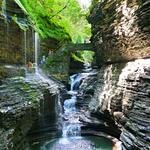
(62, 64, 96, 139)
(24, 31, 27, 73)
(62, 74, 82, 138)
(35, 32, 39, 74)
(25, 32, 47, 82)
(2, 0, 7, 19)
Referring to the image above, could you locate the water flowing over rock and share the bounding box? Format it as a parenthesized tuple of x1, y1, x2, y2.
(0, 75, 66, 150)
(62, 70, 96, 138)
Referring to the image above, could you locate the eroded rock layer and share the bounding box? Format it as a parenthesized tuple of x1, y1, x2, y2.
(88, 0, 150, 149)
(88, 0, 150, 65)
(88, 59, 150, 149)
(0, 76, 65, 150)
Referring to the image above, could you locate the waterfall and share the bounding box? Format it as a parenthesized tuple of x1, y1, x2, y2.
(2, 0, 7, 19)
(35, 32, 39, 74)
(25, 32, 40, 79)
(2, 0, 9, 49)
(62, 74, 82, 138)
(62, 65, 96, 139)
(24, 31, 27, 74)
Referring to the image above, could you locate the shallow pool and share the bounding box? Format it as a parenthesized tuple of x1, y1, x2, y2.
(30, 136, 113, 150)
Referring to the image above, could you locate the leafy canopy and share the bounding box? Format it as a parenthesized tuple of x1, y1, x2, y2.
(72, 50, 95, 63)
(15, 0, 91, 42)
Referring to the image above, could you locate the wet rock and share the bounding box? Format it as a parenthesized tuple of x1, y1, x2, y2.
(0, 76, 65, 150)
(89, 59, 150, 149)
(88, 1, 150, 148)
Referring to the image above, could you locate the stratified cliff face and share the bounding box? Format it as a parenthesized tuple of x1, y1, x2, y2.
(88, 0, 150, 149)
(88, 59, 150, 150)
(0, 76, 65, 150)
(88, 0, 150, 65)
(0, 0, 34, 64)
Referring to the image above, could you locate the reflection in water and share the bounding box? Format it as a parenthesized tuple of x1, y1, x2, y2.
(31, 136, 113, 150)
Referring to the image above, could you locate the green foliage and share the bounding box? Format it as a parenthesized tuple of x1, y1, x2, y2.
(12, 15, 29, 31)
(72, 51, 95, 64)
(91, 0, 101, 5)
(15, 0, 91, 42)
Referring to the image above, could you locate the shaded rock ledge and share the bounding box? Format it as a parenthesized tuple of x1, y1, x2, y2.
(86, 0, 150, 149)
(88, 0, 150, 65)
(0, 75, 66, 150)
(79, 59, 150, 150)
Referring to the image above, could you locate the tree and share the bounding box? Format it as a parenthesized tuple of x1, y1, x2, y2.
(15, 0, 91, 43)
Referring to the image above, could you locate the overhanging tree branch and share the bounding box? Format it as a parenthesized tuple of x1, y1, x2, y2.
(50, 0, 70, 19)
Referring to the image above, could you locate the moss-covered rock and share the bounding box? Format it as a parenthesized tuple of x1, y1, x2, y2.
(0, 75, 65, 150)
(41, 45, 70, 82)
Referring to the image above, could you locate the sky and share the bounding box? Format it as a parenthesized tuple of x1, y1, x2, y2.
(77, 0, 91, 10)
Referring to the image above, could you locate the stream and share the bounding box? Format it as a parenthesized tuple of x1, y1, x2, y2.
(29, 64, 113, 150)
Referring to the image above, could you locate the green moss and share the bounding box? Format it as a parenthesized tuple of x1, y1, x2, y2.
(22, 84, 30, 91)
(0, 67, 8, 80)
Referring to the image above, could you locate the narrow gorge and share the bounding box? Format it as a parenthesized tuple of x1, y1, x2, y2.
(0, 0, 150, 150)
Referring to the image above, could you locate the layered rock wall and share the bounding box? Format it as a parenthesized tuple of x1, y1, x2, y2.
(0, 76, 65, 150)
(0, 0, 34, 64)
(88, 0, 150, 149)
(88, 0, 150, 65)
(88, 59, 150, 149)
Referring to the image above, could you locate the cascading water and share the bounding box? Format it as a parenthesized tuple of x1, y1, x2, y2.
(2, 0, 9, 49)
(34, 32, 39, 74)
(62, 64, 97, 139)
(62, 74, 81, 138)
(30, 64, 115, 150)
(25, 32, 40, 79)
(2, 0, 7, 19)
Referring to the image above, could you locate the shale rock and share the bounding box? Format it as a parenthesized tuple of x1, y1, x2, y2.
(88, 0, 150, 65)
(90, 59, 150, 150)
(0, 75, 65, 150)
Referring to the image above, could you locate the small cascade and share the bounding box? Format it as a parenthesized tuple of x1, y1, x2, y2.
(34, 32, 39, 74)
(83, 62, 92, 72)
(25, 32, 40, 79)
(2, 0, 7, 19)
(62, 74, 81, 138)
(24, 31, 27, 74)
(62, 64, 96, 139)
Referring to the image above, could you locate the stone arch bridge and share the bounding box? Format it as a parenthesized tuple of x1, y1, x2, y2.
(63, 43, 94, 53)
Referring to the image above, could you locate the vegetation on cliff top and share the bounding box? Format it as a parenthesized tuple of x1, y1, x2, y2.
(15, 0, 91, 42)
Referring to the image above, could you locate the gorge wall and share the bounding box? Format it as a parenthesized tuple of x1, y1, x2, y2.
(0, 0, 70, 82)
(89, 0, 150, 65)
(88, 0, 150, 149)
(0, 76, 66, 150)
(0, 1, 68, 149)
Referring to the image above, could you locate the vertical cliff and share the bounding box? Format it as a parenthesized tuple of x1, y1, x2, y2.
(0, 0, 34, 64)
(88, 0, 150, 149)
(88, 0, 150, 65)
